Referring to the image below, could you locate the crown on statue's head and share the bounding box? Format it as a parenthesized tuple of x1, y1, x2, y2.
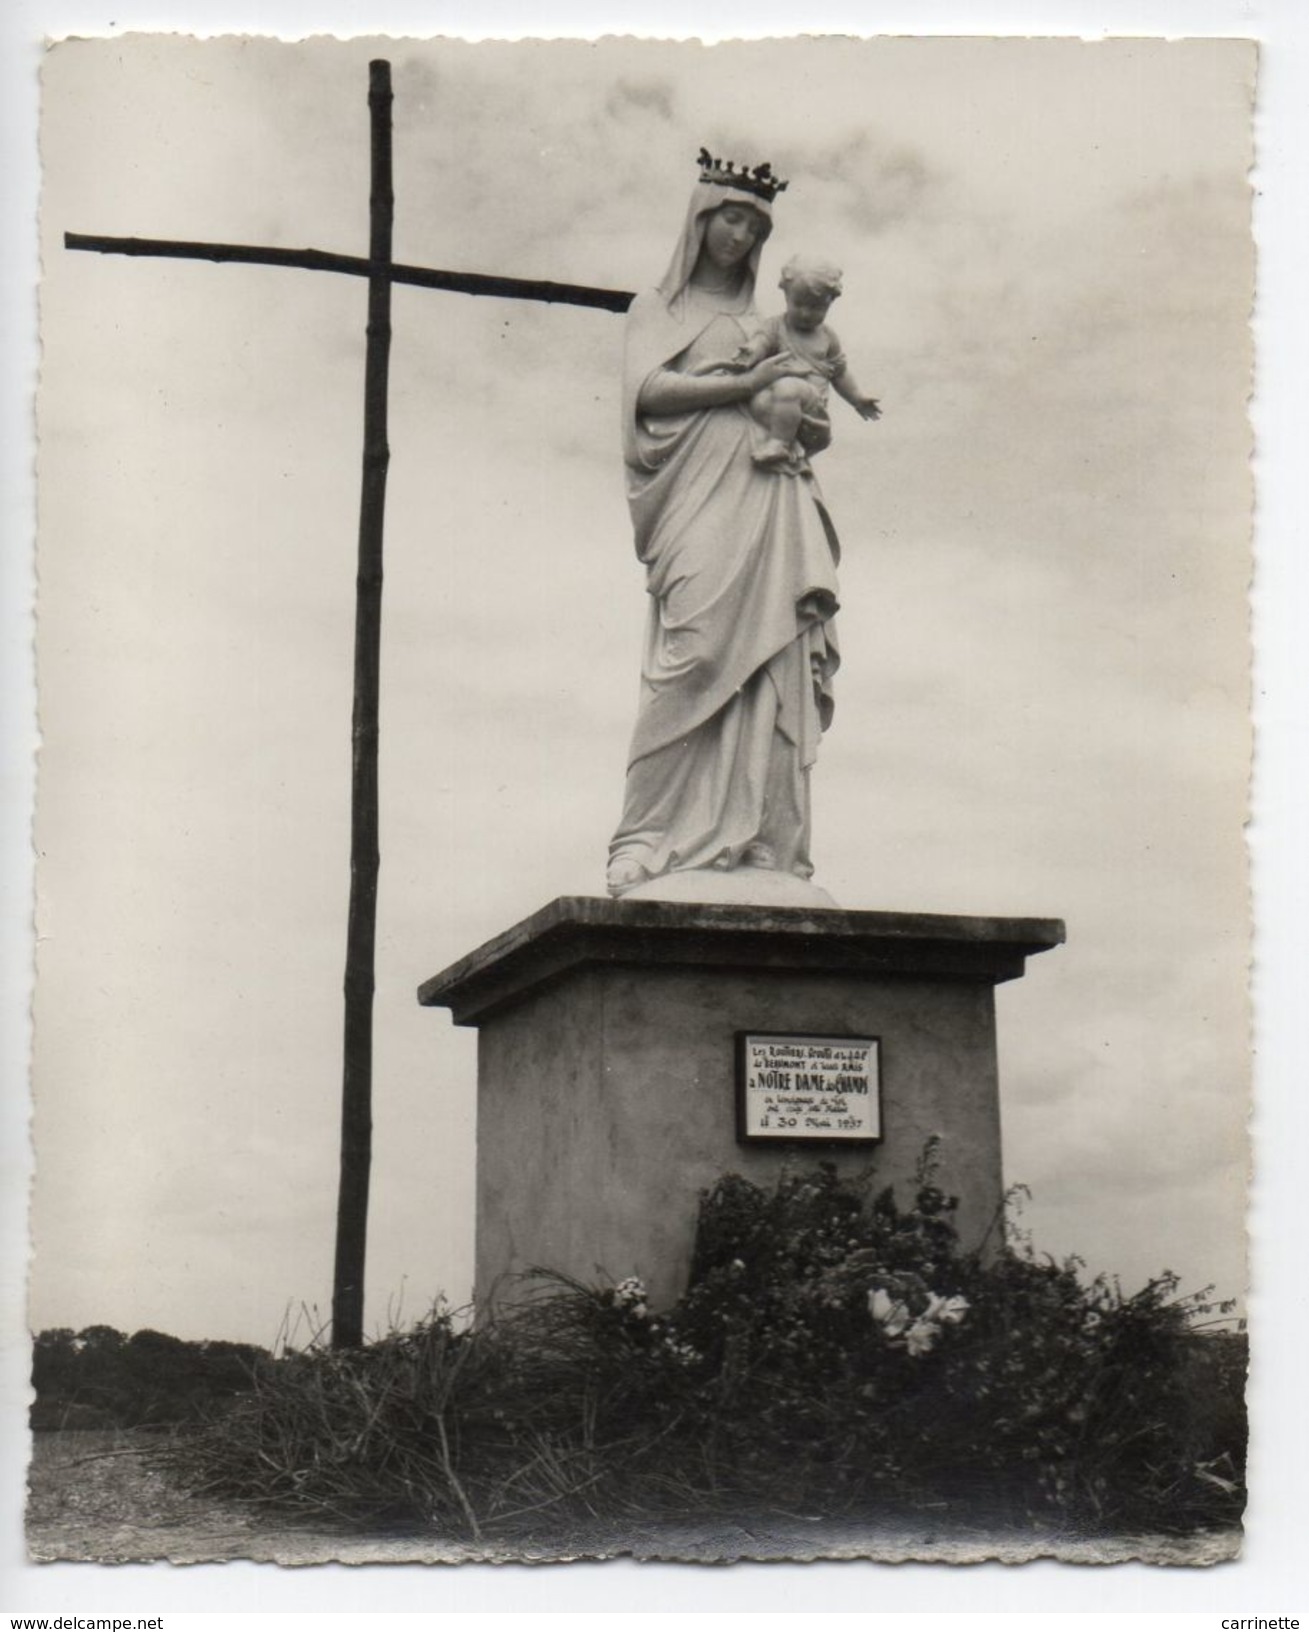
(696, 147, 789, 204)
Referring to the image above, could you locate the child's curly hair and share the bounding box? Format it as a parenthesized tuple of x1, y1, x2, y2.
(779, 254, 844, 299)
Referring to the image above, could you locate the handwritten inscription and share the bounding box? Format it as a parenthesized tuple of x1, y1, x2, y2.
(739, 1034, 880, 1142)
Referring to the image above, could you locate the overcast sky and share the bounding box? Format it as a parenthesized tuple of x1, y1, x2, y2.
(29, 32, 1256, 1345)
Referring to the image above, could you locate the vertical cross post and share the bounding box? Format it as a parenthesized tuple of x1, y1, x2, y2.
(64, 58, 633, 1351)
(332, 58, 393, 1350)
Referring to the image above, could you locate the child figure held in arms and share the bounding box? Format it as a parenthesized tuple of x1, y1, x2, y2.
(737, 254, 881, 467)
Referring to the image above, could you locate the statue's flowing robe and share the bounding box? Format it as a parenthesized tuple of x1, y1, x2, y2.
(608, 269, 842, 888)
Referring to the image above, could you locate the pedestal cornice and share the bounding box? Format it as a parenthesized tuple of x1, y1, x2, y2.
(418, 896, 1065, 1026)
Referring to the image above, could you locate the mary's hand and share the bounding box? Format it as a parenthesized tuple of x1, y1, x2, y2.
(742, 351, 798, 394)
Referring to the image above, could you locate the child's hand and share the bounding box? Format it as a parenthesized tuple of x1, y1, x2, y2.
(854, 395, 882, 422)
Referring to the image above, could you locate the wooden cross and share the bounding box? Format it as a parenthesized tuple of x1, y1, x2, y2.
(66, 59, 634, 1349)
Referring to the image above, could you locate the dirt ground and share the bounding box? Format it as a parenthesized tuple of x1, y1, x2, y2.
(24, 1430, 481, 1565)
(24, 1430, 1242, 1567)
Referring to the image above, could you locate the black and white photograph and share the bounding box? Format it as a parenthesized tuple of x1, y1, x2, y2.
(8, 9, 1297, 1612)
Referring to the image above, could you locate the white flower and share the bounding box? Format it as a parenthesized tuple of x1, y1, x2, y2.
(868, 1287, 912, 1337)
(924, 1293, 970, 1326)
(904, 1319, 940, 1357)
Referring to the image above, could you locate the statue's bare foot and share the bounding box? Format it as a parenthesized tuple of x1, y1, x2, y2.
(607, 855, 650, 896)
(741, 841, 778, 869)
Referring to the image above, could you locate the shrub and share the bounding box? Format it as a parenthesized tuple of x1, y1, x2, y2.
(163, 1159, 1246, 1540)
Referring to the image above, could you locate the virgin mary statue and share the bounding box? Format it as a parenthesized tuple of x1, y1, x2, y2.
(606, 155, 843, 901)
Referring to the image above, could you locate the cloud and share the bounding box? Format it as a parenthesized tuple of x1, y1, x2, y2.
(798, 131, 938, 234)
(605, 76, 677, 123)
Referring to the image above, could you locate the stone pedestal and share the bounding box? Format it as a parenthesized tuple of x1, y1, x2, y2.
(418, 896, 1063, 1309)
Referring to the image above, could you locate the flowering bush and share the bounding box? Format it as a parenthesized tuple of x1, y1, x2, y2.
(167, 1155, 1245, 1541)
(646, 1158, 1245, 1530)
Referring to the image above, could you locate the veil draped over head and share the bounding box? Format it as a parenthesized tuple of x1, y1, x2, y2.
(655, 181, 774, 308)
(621, 182, 774, 468)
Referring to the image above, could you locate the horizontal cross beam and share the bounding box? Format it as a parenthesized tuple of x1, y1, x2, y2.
(64, 232, 635, 314)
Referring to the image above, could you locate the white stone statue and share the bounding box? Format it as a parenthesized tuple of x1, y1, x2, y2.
(606, 155, 869, 903)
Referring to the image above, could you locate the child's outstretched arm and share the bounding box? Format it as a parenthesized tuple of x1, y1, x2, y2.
(832, 360, 881, 421)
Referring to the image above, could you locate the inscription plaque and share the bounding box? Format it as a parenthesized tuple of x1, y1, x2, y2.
(736, 1032, 882, 1144)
